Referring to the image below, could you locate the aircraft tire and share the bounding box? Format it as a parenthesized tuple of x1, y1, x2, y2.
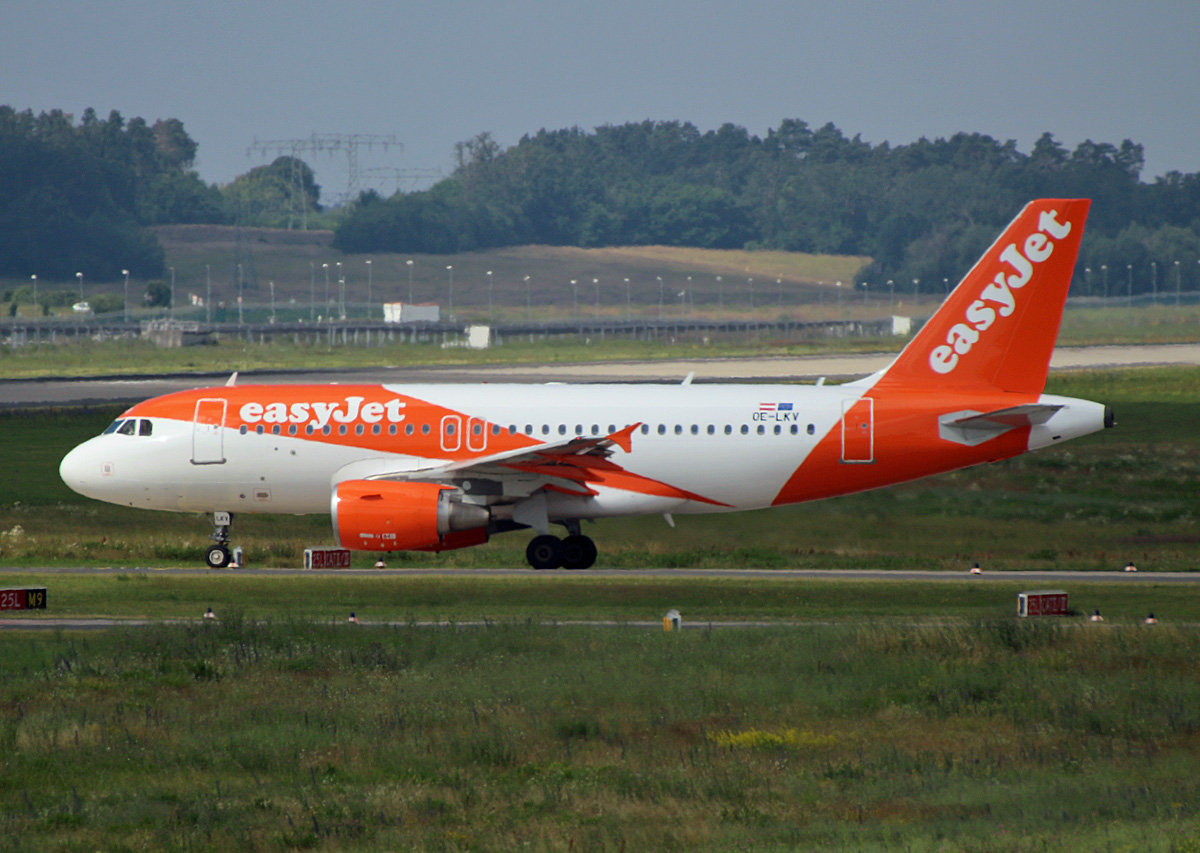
(561, 535, 597, 570)
(205, 545, 231, 569)
(526, 535, 563, 570)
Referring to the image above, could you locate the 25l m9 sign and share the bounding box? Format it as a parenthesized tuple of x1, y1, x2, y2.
(0, 588, 47, 611)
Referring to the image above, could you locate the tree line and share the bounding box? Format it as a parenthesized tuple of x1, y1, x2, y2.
(0, 106, 323, 283)
(5, 106, 1200, 297)
(334, 121, 1200, 296)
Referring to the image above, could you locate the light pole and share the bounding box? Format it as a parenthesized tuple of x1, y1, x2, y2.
(365, 259, 373, 319)
(487, 270, 494, 321)
(656, 276, 663, 320)
(593, 278, 599, 317)
(1176, 260, 1181, 306)
(862, 281, 869, 304)
(309, 262, 315, 321)
(523, 275, 531, 321)
(716, 276, 723, 317)
(1151, 261, 1157, 301)
(569, 279, 578, 319)
(205, 265, 212, 323)
(122, 269, 129, 322)
(322, 264, 330, 317)
(76, 272, 83, 302)
(445, 265, 454, 318)
(776, 278, 782, 313)
(269, 280, 276, 322)
(887, 279, 894, 306)
(1127, 263, 1133, 306)
(236, 264, 244, 325)
(1085, 267, 1092, 297)
(1101, 264, 1108, 299)
(30, 275, 36, 318)
(406, 259, 414, 304)
(836, 280, 842, 316)
(624, 278, 631, 319)
(748, 278, 754, 311)
(338, 278, 346, 319)
(169, 266, 175, 317)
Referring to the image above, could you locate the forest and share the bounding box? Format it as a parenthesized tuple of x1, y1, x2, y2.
(4, 105, 1200, 295)
(335, 121, 1200, 295)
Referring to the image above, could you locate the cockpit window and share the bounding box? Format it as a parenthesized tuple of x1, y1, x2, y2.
(116, 420, 138, 436)
(139, 419, 153, 436)
(102, 419, 126, 435)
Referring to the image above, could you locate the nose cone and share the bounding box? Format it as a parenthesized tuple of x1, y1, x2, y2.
(60, 440, 102, 499)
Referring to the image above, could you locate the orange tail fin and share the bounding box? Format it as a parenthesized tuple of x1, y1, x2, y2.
(876, 199, 1090, 395)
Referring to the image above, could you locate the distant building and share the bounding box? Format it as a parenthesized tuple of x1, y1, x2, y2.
(383, 302, 440, 323)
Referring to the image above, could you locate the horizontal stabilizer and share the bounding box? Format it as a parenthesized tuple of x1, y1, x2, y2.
(938, 404, 1063, 446)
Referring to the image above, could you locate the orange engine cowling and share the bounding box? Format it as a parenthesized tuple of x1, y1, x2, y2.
(332, 480, 490, 552)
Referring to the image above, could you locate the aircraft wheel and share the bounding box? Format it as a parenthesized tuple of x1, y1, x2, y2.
(205, 545, 231, 569)
(526, 535, 563, 570)
(561, 535, 597, 570)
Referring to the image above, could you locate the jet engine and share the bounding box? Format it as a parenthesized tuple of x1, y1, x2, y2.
(332, 480, 490, 552)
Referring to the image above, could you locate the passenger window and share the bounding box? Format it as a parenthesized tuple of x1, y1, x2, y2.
(807, 424, 815, 435)
(740, 425, 749, 435)
(674, 425, 683, 435)
(338, 425, 348, 435)
(790, 424, 798, 435)
(256, 425, 265, 435)
(272, 425, 281, 435)
(542, 425, 550, 435)
(445, 423, 456, 436)
(422, 424, 431, 435)
(725, 425, 732, 435)
(288, 425, 297, 436)
(707, 425, 715, 435)
(608, 424, 616, 433)
(491, 424, 501, 435)
(356, 425, 365, 436)
(558, 424, 567, 436)
(239, 425, 248, 435)
(691, 425, 700, 435)
(757, 425, 765, 435)
(139, 420, 153, 436)
(372, 424, 381, 435)
(322, 426, 332, 436)
(773, 425, 781, 435)
(574, 425, 583, 435)
(641, 424, 650, 435)
(657, 424, 666, 435)
(472, 423, 482, 436)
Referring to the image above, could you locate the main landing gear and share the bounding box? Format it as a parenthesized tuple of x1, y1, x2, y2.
(205, 511, 234, 569)
(525, 520, 597, 570)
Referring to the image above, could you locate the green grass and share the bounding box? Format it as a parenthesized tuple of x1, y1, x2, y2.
(0, 572, 1196, 623)
(0, 618, 1198, 851)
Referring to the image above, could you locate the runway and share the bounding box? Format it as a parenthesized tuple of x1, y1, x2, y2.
(4, 566, 1199, 582)
(2, 343, 1198, 408)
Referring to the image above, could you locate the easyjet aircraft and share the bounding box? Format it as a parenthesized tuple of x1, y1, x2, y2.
(60, 199, 1112, 569)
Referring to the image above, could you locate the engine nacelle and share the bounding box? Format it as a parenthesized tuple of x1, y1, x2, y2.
(332, 480, 490, 552)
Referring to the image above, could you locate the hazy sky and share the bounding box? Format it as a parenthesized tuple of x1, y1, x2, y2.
(4, 0, 1197, 200)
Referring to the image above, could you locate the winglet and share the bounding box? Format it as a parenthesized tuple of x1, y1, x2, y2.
(608, 422, 640, 454)
(225, 372, 239, 387)
(876, 199, 1090, 395)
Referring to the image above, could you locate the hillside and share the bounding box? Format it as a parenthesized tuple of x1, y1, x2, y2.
(149, 225, 872, 324)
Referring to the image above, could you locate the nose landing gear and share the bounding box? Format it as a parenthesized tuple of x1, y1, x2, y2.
(205, 511, 234, 568)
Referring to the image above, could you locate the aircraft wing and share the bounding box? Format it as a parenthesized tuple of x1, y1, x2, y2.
(938, 403, 1064, 446)
(347, 422, 726, 506)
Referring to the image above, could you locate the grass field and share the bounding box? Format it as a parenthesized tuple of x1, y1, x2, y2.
(1, 615, 1198, 851)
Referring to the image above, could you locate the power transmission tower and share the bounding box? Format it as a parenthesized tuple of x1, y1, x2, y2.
(246, 133, 403, 227)
(361, 167, 444, 196)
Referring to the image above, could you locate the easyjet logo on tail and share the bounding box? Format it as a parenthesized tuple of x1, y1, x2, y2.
(929, 209, 1073, 375)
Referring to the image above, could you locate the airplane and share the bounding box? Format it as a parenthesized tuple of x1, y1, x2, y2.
(59, 199, 1113, 570)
